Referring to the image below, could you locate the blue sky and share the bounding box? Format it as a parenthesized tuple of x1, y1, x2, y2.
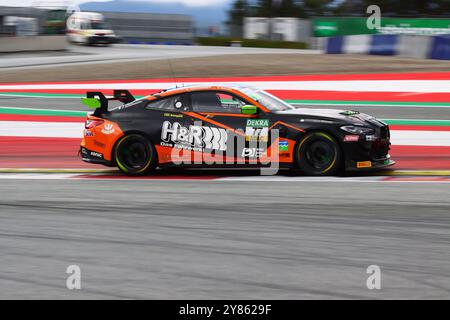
(0, 0, 233, 7)
(0, 0, 235, 30)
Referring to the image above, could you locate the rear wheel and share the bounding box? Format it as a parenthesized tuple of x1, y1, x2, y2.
(295, 131, 342, 176)
(114, 134, 156, 176)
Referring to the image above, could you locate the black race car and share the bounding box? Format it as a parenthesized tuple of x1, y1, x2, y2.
(80, 85, 394, 176)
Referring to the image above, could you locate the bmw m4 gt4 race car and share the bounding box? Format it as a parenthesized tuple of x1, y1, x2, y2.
(79, 85, 394, 176)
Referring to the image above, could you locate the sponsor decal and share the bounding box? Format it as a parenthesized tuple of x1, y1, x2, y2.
(161, 121, 228, 151)
(365, 135, 376, 141)
(101, 123, 115, 135)
(279, 140, 289, 151)
(245, 119, 269, 142)
(90, 151, 103, 159)
(84, 129, 94, 137)
(357, 161, 372, 168)
(247, 119, 269, 128)
(160, 141, 173, 147)
(242, 148, 265, 158)
(164, 113, 183, 118)
(344, 135, 359, 142)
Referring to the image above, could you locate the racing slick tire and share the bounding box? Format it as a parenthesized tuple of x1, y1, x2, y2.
(114, 134, 157, 176)
(295, 131, 342, 176)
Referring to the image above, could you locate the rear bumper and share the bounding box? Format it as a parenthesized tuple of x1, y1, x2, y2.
(80, 146, 113, 166)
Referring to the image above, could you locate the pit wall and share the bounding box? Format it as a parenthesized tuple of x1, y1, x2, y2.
(323, 34, 450, 60)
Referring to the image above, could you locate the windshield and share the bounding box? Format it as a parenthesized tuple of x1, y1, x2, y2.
(90, 21, 109, 30)
(241, 88, 294, 111)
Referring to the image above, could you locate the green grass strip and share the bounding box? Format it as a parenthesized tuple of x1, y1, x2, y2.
(0, 92, 83, 98)
(1, 106, 450, 127)
(0, 92, 147, 99)
(2, 92, 450, 108)
(383, 119, 450, 126)
(287, 100, 450, 107)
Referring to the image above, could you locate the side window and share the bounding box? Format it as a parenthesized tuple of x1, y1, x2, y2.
(81, 22, 90, 30)
(217, 93, 247, 113)
(145, 95, 187, 112)
(191, 91, 248, 113)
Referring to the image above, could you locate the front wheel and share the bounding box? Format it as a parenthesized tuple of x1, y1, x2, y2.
(295, 132, 342, 176)
(114, 134, 157, 176)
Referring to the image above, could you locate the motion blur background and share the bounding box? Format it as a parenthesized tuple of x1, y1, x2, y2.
(2, 0, 450, 300)
(3, 0, 450, 52)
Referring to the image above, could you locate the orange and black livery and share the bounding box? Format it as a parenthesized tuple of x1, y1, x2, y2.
(80, 85, 394, 176)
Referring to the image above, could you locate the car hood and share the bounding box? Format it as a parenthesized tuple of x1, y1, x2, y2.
(276, 108, 383, 126)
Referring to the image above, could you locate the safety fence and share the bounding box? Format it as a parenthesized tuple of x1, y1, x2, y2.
(323, 34, 450, 60)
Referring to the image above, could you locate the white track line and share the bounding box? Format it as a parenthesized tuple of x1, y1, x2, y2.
(391, 130, 450, 146)
(0, 106, 85, 114)
(0, 173, 78, 180)
(2, 80, 450, 93)
(0, 173, 449, 183)
(0, 121, 84, 138)
(1, 121, 449, 146)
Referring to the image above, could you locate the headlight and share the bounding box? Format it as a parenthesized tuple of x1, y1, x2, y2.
(340, 126, 375, 135)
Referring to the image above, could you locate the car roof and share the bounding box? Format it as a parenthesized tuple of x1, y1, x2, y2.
(146, 84, 254, 100)
(142, 84, 270, 112)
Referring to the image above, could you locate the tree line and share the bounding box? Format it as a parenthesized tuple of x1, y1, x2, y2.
(228, 0, 450, 26)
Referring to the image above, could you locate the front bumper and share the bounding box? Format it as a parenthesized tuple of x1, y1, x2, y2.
(88, 36, 119, 44)
(342, 134, 394, 171)
(346, 154, 395, 171)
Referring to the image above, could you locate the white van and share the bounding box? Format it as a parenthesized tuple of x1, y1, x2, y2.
(66, 12, 119, 45)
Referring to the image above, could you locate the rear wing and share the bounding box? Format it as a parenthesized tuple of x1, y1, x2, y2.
(82, 90, 135, 116)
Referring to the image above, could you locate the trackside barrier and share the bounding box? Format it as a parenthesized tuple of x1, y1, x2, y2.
(343, 35, 371, 54)
(397, 35, 432, 59)
(0, 36, 67, 53)
(126, 41, 192, 46)
(324, 34, 450, 60)
(369, 35, 397, 55)
(430, 35, 450, 60)
(326, 36, 344, 54)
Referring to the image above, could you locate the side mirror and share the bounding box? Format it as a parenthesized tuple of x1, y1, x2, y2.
(241, 105, 257, 115)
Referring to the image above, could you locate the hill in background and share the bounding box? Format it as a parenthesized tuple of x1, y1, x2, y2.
(80, 0, 230, 34)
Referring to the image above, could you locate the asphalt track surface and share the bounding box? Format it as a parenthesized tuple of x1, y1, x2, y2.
(1, 96, 448, 120)
(1, 86, 450, 299)
(1, 179, 450, 299)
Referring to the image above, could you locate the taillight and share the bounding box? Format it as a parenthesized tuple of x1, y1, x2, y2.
(85, 119, 104, 129)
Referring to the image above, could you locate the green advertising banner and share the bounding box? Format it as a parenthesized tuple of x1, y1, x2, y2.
(313, 17, 450, 37)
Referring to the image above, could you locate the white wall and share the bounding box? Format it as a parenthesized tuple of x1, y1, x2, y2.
(0, 36, 67, 53)
(342, 35, 371, 54)
(272, 18, 298, 42)
(397, 35, 432, 59)
(244, 17, 269, 39)
(244, 17, 311, 42)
